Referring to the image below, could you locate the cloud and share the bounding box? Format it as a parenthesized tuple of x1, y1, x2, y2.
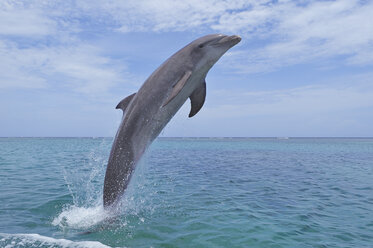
(0, 1, 134, 95)
(217, 0, 373, 72)
(0, 2, 56, 36)
(1, 0, 372, 137)
(0, 40, 131, 95)
(0, 40, 47, 89)
(206, 80, 373, 119)
(161, 76, 373, 137)
(2, 0, 373, 78)
(42, 45, 128, 95)
(79, 0, 251, 32)
(81, 0, 373, 72)
(1, 0, 372, 93)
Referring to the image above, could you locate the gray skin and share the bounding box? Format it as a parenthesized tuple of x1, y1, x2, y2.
(103, 34, 241, 209)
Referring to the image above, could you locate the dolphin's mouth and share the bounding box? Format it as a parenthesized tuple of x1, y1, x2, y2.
(211, 35, 241, 47)
(209, 35, 241, 48)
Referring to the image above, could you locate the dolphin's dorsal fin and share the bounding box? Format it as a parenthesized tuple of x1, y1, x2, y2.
(162, 71, 192, 107)
(189, 81, 206, 117)
(116, 93, 136, 112)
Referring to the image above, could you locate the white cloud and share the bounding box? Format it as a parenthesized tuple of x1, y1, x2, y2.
(0, 1, 133, 95)
(43, 45, 127, 95)
(81, 0, 373, 71)
(219, 0, 373, 72)
(0, 40, 47, 89)
(161, 77, 373, 137)
(206, 81, 373, 119)
(0, 40, 130, 95)
(0, 1, 56, 36)
(1, 0, 372, 93)
(79, 0, 252, 32)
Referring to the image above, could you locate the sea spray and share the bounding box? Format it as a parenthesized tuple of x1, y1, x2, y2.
(54, 138, 111, 231)
(0, 233, 110, 248)
(60, 138, 110, 207)
(53, 138, 157, 232)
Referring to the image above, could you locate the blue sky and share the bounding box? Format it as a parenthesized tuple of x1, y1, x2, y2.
(1, 0, 372, 137)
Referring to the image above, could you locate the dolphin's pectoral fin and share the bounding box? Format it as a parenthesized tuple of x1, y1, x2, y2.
(188, 81, 206, 118)
(116, 93, 136, 112)
(162, 71, 192, 107)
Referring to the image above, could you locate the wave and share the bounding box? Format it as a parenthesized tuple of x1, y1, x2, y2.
(0, 233, 110, 248)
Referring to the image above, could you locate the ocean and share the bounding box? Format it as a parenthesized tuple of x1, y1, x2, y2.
(0, 137, 372, 247)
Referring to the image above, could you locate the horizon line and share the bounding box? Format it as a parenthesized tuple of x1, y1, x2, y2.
(1, 136, 373, 139)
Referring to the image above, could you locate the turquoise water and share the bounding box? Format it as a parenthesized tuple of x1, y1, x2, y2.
(0, 137, 373, 247)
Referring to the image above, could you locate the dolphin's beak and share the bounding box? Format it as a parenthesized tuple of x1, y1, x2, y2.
(217, 35, 241, 47)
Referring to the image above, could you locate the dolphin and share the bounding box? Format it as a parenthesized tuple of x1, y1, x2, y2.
(103, 34, 241, 208)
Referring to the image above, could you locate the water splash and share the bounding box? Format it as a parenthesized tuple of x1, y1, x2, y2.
(0, 233, 110, 248)
(61, 139, 110, 207)
(54, 138, 156, 232)
(54, 138, 112, 231)
(52, 204, 110, 230)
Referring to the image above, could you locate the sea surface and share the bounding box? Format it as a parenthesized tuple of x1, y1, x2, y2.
(0, 137, 372, 248)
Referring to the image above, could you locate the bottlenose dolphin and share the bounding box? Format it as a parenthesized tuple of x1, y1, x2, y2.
(103, 34, 241, 208)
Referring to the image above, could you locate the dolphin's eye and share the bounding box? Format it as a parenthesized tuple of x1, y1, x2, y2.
(198, 44, 204, 48)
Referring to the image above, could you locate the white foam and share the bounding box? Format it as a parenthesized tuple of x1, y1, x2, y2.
(52, 204, 111, 230)
(0, 233, 111, 248)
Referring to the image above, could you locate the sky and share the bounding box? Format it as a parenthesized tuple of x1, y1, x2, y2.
(1, 0, 373, 137)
